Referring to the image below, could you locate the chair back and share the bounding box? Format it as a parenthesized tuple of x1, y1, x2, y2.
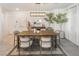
(20, 36, 33, 48)
(40, 36, 52, 48)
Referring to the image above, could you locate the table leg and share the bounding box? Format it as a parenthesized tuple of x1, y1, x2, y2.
(51, 37, 52, 55)
(14, 35, 15, 47)
(29, 40, 31, 55)
(17, 35, 20, 56)
(55, 35, 57, 48)
(58, 34, 61, 44)
(40, 40, 42, 55)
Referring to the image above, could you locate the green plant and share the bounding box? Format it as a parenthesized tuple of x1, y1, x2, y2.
(54, 13, 68, 30)
(54, 13, 68, 24)
(44, 13, 56, 23)
(44, 13, 68, 30)
(44, 13, 56, 30)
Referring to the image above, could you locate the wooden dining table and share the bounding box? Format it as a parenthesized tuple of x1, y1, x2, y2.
(16, 30, 58, 55)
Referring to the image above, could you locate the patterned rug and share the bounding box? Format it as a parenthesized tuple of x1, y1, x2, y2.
(7, 45, 66, 56)
(7, 39, 66, 56)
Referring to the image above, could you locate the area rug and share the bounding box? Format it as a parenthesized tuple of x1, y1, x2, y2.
(7, 39, 66, 56)
(7, 45, 66, 56)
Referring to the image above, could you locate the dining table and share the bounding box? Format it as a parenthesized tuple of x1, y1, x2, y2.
(16, 30, 58, 55)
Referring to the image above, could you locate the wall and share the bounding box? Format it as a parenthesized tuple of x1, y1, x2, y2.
(4, 9, 64, 35)
(0, 7, 5, 41)
(0, 8, 2, 41)
(4, 11, 29, 35)
(2, 4, 79, 46)
(63, 4, 79, 46)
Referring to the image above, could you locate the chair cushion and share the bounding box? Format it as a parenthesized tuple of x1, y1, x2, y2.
(20, 40, 32, 48)
(20, 37, 30, 42)
(41, 37, 51, 41)
(40, 41, 51, 48)
(40, 37, 51, 48)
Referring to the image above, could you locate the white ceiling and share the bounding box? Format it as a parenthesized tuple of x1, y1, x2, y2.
(0, 3, 73, 11)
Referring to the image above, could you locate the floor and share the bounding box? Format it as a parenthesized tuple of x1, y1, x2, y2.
(0, 34, 14, 56)
(0, 34, 79, 56)
(8, 39, 65, 56)
(8, 46, 65, 56)
(59, 39, 79, 56)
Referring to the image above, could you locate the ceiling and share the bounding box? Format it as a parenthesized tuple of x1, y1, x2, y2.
(0, 3, 74, 11)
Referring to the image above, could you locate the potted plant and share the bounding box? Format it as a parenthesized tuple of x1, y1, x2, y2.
(54, 13, 68, 30)
(44, 13, 56, 30)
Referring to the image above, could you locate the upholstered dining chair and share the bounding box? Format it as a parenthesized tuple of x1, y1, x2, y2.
(39, 37, 52, 48)
(55, 30, 65, 44)
(19, 36, 33, 48)
(40, 28, 54, 48)
(39, 36, 53, 54)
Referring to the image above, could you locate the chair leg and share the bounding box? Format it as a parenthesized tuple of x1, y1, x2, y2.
(55, 35, 57, 49)
(50, 38, 53, 55)
(59, 35, 61, 44)
(17, 35, 20, 56)
(40, 40, 42, 55)
(57, 34, 60, 45)
(29, 41, 31, 55)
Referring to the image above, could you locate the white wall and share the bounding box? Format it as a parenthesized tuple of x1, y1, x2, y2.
(4, 4, 79, 46)
(63, 4, 79, 46)
(4, 9, 64, 35)
(4, 11, 30, 35)
(0, 11, 2, 41)
(0, 7, 5, 41)
(2, 4, 79, 46)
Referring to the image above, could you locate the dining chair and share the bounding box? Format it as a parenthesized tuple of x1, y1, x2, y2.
(19, 36, 33, 48)
(55, 30, 65, 44)
(39, 37, 52, 48)
(39, 36, 53, 54)
(17, 36, 33, 55)
(40, 28, 54, 48)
